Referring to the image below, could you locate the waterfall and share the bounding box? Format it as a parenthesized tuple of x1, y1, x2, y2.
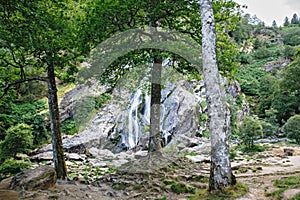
(127, 89, 143, 149)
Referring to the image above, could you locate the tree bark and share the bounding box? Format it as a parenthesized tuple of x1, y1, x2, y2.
(200, 0, 235, 191)
(46, 62, 67, 179)
(148, 53, 163, 152)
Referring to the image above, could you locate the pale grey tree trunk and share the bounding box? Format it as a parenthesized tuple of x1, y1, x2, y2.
(200, 0, 236, 191)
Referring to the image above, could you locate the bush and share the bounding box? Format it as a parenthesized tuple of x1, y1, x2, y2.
(253, 47, 272, 59)
(239, 116, 263, 149)
(261, 121, 278, 138)
(0, 158, 32, 180)
(61, 118, 77, 135)
(0, 101, 49, 145)
(284, 115, 300, 144)
(0, 123, 33, 160)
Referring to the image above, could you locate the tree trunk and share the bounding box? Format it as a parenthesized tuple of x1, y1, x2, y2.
(148, 53, 163, 152)
(200, 0, 235, 191)
(46, 62, 67, 179)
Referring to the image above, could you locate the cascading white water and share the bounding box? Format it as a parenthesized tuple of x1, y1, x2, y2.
(127, 89, 143, 149)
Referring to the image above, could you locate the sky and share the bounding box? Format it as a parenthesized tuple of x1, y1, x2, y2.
(233, 0, 300, 26)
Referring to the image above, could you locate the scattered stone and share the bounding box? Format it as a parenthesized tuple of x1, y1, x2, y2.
(31, 151, 53, 161)
(89, 148, 115, 159)
(10, 165, 56, 191)
(185, 155, 209, 163)
(110, 159, 129, 167)
(284, 148, 294, 156)
(134, 151, 148, 159)
(15, 153, 29, 159)
(65, 153, 86, 161)
(282, 188, 300, 200)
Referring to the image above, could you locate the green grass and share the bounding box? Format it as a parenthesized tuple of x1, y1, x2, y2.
(266, 176, 300, 199)
(189, 181, 248, 200)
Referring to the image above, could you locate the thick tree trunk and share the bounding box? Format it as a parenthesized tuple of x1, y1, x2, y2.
(46, 62, 67, 179)
(148, 53, 163, 152)
(200, 0, 235, 191)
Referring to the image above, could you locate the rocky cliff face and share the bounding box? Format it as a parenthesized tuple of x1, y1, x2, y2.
(42, 77, 248, 155)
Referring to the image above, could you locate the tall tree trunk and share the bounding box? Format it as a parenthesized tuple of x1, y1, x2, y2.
(200, 0, 235, 191)
(47, 62, 67, 179)
(148, 53, 163, 152)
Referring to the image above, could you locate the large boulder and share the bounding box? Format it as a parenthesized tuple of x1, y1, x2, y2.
(10, 165, 56, 191)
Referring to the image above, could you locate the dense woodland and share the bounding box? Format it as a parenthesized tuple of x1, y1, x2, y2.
(0, 0, 300, 198)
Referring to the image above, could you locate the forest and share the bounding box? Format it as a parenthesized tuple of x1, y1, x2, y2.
(0, 0, 300, 199)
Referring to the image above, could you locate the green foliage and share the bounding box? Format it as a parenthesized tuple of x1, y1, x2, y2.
(18, 81, 47, 103)
(237, 60, 269, 95)
(282, 27, 300, 46)
(61, 119, 77, 135)
(239, 116, 263, 150)
(284, 16, 290, 27)
(283, 45, 295, 59)
(238, 53, 253, 64)
(261, 121, 278, 138)
(284, 115, 300, 144)
(258, 74, 278, 117)
(0, 123, 33, 160)
(0, 158, 32, 180)
(253, 47, 273, 59)
(291, 13, 300, 25)
(0, 100, 49, 144)
(271, 60, 300, 122)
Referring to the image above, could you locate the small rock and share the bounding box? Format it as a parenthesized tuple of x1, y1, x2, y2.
(65, 153, 86, 161)
(31, 151, 53, 161)
(110, 159, 129, 167)
(185, 155, 209, 163)
(134, 151, 148, 159)
(15, 153, 29, 159)
(105, 191, 115, 197)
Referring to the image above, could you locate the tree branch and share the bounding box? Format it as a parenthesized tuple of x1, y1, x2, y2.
(0, 76, 48, 99)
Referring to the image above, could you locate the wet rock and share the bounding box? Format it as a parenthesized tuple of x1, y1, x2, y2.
(10, 165, 56, 191)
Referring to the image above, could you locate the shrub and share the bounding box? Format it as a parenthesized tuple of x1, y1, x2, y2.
(284, 115, 300, 144)
(261, 121, 278, 138)
(61, 118, 77, 135)
(0, 123, 33, 160)
(0, 158, 32, 180)
(239, 116, 263, 149)
(253, 47, 272, 59)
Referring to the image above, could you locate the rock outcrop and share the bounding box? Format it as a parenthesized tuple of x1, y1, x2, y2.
(36, 76, 248, 156)
(9, 165, 56, 191)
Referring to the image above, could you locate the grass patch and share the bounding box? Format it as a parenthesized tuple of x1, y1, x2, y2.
(273, 176, 300, 188)
(189, 181, 248, 200)
(265, 176, 300, 199)
(171, 182, 195, 194)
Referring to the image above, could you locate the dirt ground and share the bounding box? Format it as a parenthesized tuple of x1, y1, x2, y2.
(1, 144, 300, 200)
